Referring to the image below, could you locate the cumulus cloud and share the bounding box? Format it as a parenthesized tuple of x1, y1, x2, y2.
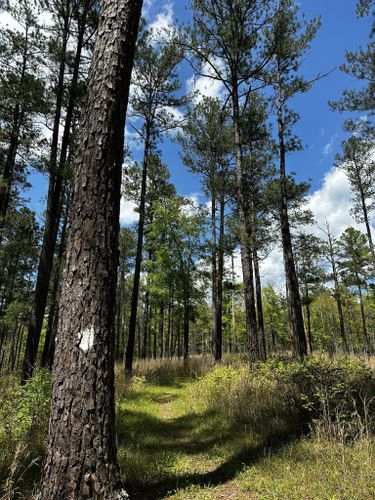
(120, 199, 139, 226)
(187, 60, 226, 103)
(148, 1, 174, 37)
(306, 166, 375, 240)
(241, 166, 373, 288)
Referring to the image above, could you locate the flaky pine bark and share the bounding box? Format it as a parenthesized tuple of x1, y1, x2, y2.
(276, 84, 307, 359)
(40, 1, 143, 498)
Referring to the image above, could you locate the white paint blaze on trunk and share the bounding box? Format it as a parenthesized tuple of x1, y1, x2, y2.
(78, 325, 95, 353)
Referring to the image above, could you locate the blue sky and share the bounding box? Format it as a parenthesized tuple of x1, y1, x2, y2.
(20, 0, 373, 283)
(141, 0, 372, 195)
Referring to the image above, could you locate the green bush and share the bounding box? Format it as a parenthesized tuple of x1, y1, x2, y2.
(0, 370, 51, 494)
(191, 357, 375, 440)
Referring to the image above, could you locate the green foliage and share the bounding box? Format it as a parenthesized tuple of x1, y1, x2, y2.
(0, 370, 51, 441)
(192, 357, 375, 439)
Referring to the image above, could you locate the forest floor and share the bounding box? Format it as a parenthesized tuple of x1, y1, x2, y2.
(1, 356, 375, 499)
(116, 358, 375, 500)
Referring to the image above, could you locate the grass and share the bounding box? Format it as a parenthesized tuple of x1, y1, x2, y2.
(1, 355, 375, 498)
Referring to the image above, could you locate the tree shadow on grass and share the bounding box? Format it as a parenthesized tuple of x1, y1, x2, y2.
(120, 407, 305, 500)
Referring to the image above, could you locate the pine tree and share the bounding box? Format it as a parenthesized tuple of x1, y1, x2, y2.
(187, 0, 279, 361)
(335, 130, 375, 269)
(267, 0, 320, 358)
(40, 1, 143, 497)
(0, 0, 48, 230)
(338, 227, 373, 354)
(179, 97, 232, 362)
(125, 29, 183, 374)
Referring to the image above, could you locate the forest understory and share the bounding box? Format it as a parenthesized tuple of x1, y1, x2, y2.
(1, 355, 375, 500)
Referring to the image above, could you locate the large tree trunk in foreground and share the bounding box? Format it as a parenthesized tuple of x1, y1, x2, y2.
(40, 1, 143, 498)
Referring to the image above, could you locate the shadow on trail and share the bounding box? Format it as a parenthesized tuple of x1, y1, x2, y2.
(120, 405, 304, 500)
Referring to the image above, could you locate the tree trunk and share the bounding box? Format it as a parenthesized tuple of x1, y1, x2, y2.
(22, 2, 89, 383)
(141, 290, 149, 359)
(358, 174, 375, 269)
(216, 193, 225, 360)
(0, 27, 28, 228)
(326, 228, 349, 351)
(40, 1, 143, 498)
(40, 187, 70, 370)
(125, 122, 151, 374)
(183, 294, 189, 361)
(277, 83, 307, 359)
(253, 248, 266, 360)
(357, 282, 370, 355)
(305, 298, 313, 354)
(211, 190, 219, 360)
(231, 253, 237, 353)
(232, 85, 258, 362)
(159, 304, 164, 358)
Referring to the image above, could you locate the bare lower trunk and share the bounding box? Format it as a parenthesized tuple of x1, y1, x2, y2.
(253, 248, 266, 360)
(358, 283, 370, 355)
(232, 85, 258, 361)
(125, 123, 151, 374)
(277, 83, 307, 359)
(40, 188, 70, 370)
(183, 294, 189, 361)
(40, 1, 142, 498)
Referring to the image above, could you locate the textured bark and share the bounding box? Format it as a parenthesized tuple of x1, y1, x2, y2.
(232, 85, 258, 362)
(125, 124, 151, 374)
(22, 3, 89, 383)
(40, 1, 143, 498)
(277, 84, 307, 359)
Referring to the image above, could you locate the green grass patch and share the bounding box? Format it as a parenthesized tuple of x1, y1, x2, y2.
(1, 356, 375, 499)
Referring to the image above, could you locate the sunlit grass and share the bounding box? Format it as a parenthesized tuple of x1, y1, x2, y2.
(1, 355, 375, 498)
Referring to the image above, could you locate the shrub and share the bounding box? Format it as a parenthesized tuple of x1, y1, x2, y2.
(191, 356, 375, 440)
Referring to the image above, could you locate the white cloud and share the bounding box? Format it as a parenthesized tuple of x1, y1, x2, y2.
(306, 166, 370, 238)
(148, 1, 174, 37)
(120, 198, 138, 225)
(322, 133, 338, 157)
(230, 166, 374, 289)
(187, 60, 225, 103)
